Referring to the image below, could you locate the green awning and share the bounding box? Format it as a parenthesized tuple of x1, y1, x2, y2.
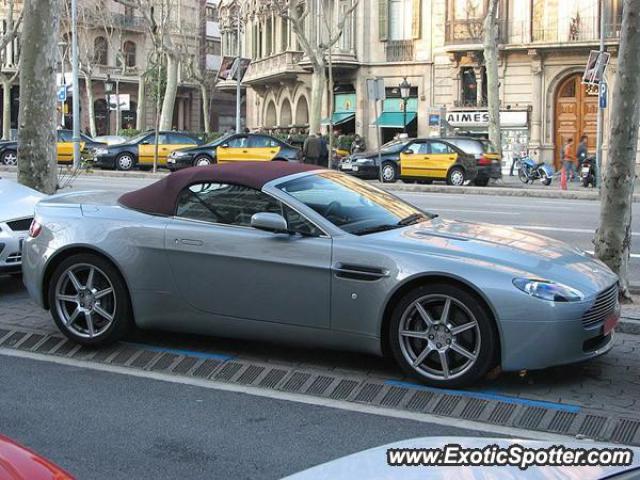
(374, 112, 417, 128)
(321, 112, 355, 126)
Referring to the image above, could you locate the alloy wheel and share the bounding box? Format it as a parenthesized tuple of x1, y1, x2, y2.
(382, 164, 396, 182)
(449, 169, 465, 186)
(54, 263, 117, 339)
(118, 154, 134, 170)
(195, 156, 211, 166)
(398, 294, 481, 381)
(2, 151, 17, 166)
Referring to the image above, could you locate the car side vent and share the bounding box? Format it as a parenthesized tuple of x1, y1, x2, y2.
(7, 218, 33, 232)
(333, 264, 389, 281)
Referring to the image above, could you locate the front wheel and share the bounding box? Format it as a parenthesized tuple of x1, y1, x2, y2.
(518, 167, 529, 184)
(48, 253, 133, 346)
(193, 155, 213, 167)
(447, 167, 466, 186)
(116, 153, 135, 171)
(381, 162, 397, 183)
(1, 150, 17, 166)
(388, 283, 497, 388)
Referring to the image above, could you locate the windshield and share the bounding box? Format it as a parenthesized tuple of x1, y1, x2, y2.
(127, 132, 152, 144)
(206, 133, 234, 147)
(380, 139, 411, 154)
(278, 172, 432, 235)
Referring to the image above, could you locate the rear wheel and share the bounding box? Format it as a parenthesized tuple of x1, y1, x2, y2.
(381, 162, 397, 183)
(541, 173, 552, 186)
(48, 253, 133, 346)
(447, 167, 466, 186)
(193, 155, 213, 167)
(116, 153, 135, 171)
(1, 150, 17, 166)
(388, 283, 497, 388)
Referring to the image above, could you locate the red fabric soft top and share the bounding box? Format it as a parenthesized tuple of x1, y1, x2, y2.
(118, 162, 321, 216)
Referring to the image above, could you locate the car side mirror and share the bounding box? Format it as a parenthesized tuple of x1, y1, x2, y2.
(141, 140, 150, 145)
(403, 150, 413, 155)
(251, 212, 289, 234)
(219, 144, 229, 148)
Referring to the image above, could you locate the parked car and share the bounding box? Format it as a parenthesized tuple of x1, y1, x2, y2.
(283, 437, 640, 480)
(339, 138, 414, 181)
(91, 131, 203, 170)
(23, 162, 619, 388)
(0, 129, 106, 166)
(0, 178, 44, 274)
(93, 135, 128, 146)
(444, 136, 502, 186)
(0, 434, 75, 479)
(398, 138, 478, 186)
(167, 133, 302, 170)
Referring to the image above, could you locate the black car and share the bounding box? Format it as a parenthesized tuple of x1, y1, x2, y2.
(166, 133, 302, 170)
(339, 138, 414, 182)
(0, 129, 105, 166)
(91, 131, 203, 170)
(443, 137, 502, 186)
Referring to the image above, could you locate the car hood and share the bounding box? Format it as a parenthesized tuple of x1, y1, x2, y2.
(282, 437, 640, 480)
(0, 179, 44, 221)
(371, 218, 617, 297)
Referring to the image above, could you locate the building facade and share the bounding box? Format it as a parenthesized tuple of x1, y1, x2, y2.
(219, 0, 622, 166)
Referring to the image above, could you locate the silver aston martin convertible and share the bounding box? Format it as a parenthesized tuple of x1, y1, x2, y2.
(22, 162, 620, 387)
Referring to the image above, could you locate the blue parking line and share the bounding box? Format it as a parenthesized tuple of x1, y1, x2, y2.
(123, 342, 235, 362)
(385, 380, 581, 413)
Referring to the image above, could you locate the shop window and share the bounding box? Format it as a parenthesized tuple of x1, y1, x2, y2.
(461, 67, 477, 106)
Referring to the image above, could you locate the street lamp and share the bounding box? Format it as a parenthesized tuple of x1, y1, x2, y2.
(399, 77, 411, 134)
(104, 75, 115, 135)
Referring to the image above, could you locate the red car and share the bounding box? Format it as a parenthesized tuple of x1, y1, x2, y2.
(0, 434, 74, 480)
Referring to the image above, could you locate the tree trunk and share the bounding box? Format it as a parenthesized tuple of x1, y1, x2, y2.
(136, 75, 146, 131)
(2, 78, 12, 140)
(115, 80, 122, 133)
(483, 0, 501, 153)
(200, 83, 210, 134)
(83, 73, 97, 137)
(594, 0, 640, 299)
(160, 53, 178, 130)
(309, 67, 325, 134)
(17, 0, 60, 195)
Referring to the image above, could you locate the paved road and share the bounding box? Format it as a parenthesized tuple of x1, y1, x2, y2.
(0, 353, 485, 480)
(4, 171, 639, 284)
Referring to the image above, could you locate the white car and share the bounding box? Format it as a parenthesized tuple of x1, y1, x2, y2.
(0, 178, 43, 274)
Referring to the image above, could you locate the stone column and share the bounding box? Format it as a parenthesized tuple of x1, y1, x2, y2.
(474, 66, 484, 106)
(528, 49, 543, 159)
(449, 53, 461, 107)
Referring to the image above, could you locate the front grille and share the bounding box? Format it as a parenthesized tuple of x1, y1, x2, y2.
(7, 218, 33, 232)
(582, 283, 619, 329)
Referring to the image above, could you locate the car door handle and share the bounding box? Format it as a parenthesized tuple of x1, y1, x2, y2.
(177, 238, 203, 247)
(242, 150, 249, 153)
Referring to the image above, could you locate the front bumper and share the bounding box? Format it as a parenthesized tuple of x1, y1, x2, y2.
(0, 230, 26, 274)
(92, 154, 117, 169)
(167, 155, 194, 171)
(340, 162, 378, 179)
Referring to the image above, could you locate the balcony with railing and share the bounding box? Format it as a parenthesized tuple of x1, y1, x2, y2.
(507, 15, 623, 44)
(237, 51, 305, 86)
(385, 40, 415, 62)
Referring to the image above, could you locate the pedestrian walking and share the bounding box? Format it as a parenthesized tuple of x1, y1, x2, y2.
(350, 134, 366, 154)
(577, 135, 589, 167)
(563, 137, 577, 183)
(303, 133, 322, 165)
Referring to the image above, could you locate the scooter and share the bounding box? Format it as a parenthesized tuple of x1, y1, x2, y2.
(581, 156, 596, 188)
(518, 156, 554, 186)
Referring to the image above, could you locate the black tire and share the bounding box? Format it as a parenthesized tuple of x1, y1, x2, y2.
(48, 253, 133, 346)
(193, 155, 214, 167)
(1, 149, 17, 166)
(447, 167, 466, 186)
(542, 176, 552, 186)
(518, 168, 529, 184)
(582, 176, 591, 188)
(381, 162, 398, 183)
(388, 283, 497, 388)
(474, 177, 490, 187)
(115, 152, 136, 171)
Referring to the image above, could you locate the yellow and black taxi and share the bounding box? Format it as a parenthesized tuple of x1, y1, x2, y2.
(444, 136, 501, 186)
(397, 138, 478, 185)
(92, 131, 203, 170)
(167, 133, 302, 170)
(0, 129, 106, 166)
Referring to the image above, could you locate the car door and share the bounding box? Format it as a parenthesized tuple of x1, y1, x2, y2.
(165, 181, 332, 328)
(216, 135, 249, 163)
(399, 141, 429, 177)
(136, 133, 157, 165)
(56, 130, 73, 164)
(248, 135, 281, 161)
(166, 133, 199, 159)
(426, 141, 458, 179)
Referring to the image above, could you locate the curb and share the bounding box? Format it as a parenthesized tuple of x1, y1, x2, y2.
(0, 165, 169, 180)
(375, 181, 640, 202)
(619, 318, 640, 335)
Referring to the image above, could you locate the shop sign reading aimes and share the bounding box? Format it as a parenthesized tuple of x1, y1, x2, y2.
(447, 110, 528, 128)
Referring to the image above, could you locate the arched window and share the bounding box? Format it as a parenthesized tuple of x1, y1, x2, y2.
(94, 36, 108, 65)
(123, 41, 136, 67)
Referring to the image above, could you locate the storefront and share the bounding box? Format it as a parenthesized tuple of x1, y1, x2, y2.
(323, 92, 356, 135)
(374, 96, 418, 144)
(446, 109, 529, 165)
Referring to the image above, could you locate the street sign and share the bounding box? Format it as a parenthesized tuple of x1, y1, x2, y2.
(599, 82, 608, 109)
(57, 86, 67, 102)
(366, 78, 385, 101)
(583, 50, 611, 86)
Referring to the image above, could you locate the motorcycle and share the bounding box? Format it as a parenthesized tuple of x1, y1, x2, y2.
(518, 156, 554, 186)
(580, 156, 596, 188)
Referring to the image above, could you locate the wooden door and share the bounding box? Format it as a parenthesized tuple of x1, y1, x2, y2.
(554, 74, 598, 169)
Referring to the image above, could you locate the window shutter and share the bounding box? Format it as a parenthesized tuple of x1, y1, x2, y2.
(378, 0, 388, 41)
(412, 0, 421, 39)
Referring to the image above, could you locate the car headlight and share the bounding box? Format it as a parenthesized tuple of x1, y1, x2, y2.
(94, 148, 109, 156)
(513, 278, 584, 302)
(171, 151, 189, 158)
(355, 158, 374, 165)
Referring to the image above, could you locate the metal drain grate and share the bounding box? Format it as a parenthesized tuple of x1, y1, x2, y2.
(2, 326, 639, 447)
